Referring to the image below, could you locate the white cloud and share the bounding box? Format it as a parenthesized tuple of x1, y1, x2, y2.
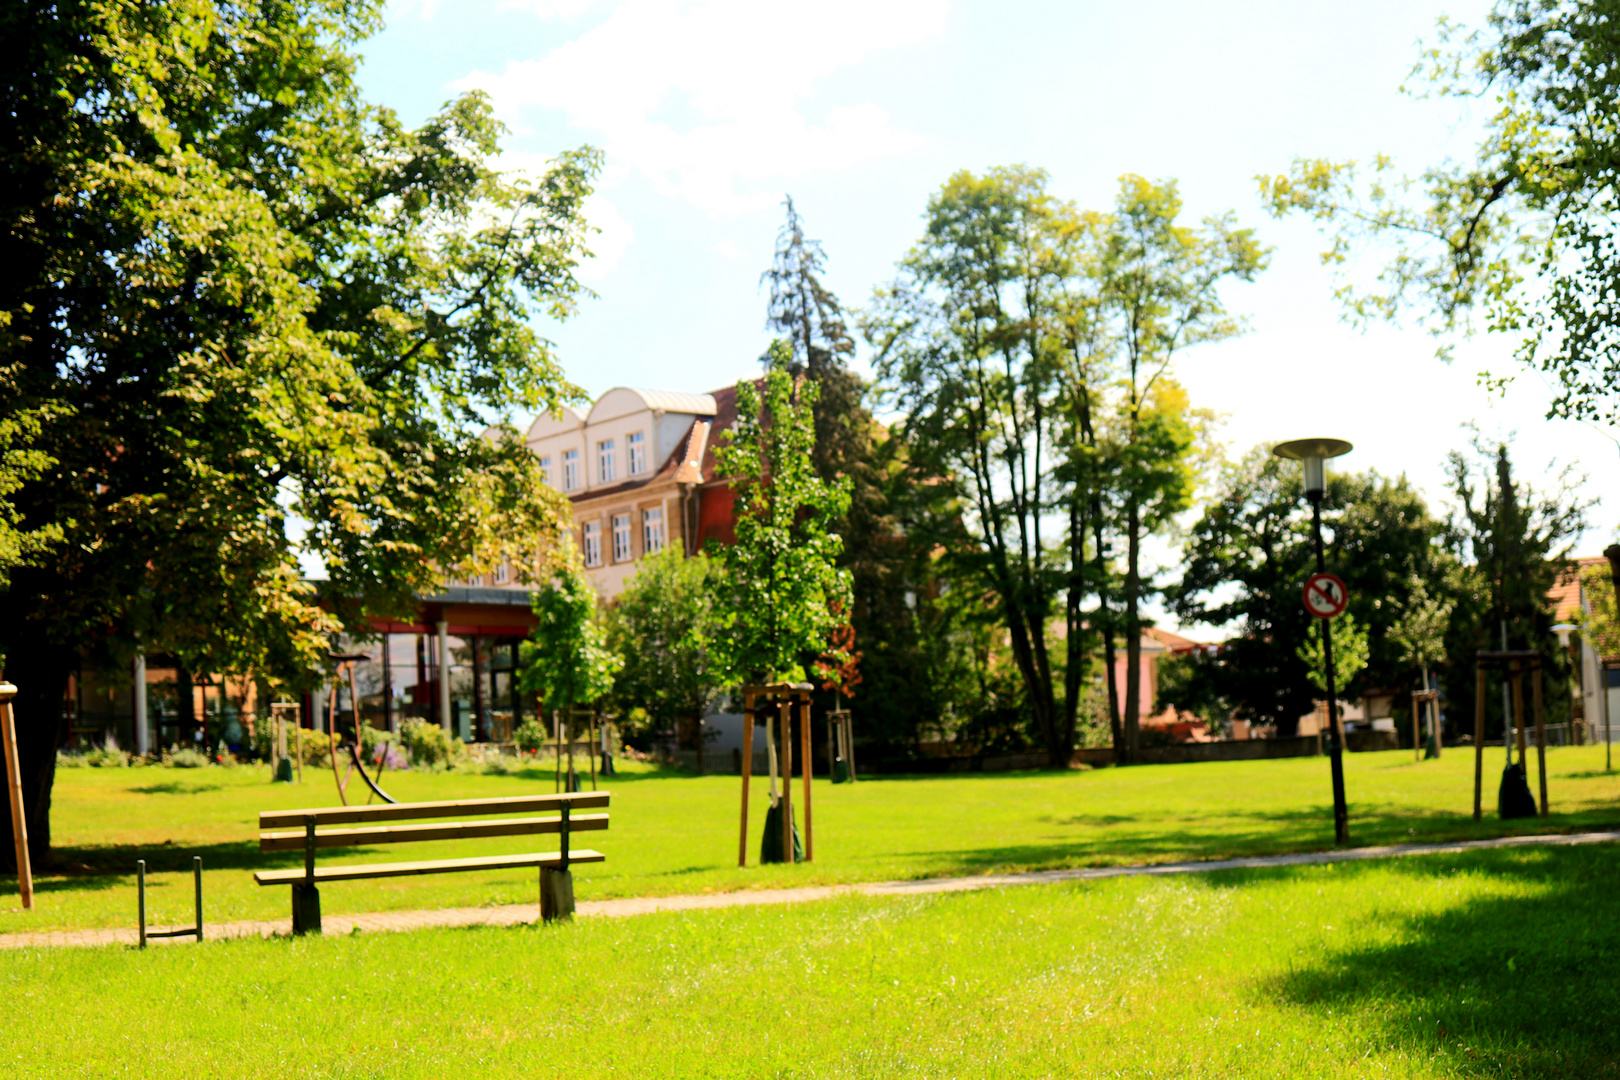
(711, 238, 741, 260)
(576, 193, 634, 281)
(458, 0, 947, 216)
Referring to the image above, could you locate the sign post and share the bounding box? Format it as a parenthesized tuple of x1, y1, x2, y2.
(1303, 572, 1348, 619)
(0, 682, 33, 909)
(1275, 438, 1355, 846)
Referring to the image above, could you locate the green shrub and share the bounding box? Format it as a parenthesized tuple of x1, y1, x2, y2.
(164, 747, 210, 768)
(400, 718, 451, 769)
(55, 750, 86, 768)
(84, 741, 128, 767)
(513, 718, 547, 754)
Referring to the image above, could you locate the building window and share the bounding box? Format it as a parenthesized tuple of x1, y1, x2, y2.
(537, 455, 552, 487)
(467, 573, 483, 587)
(562, 448, 580, 491)
(494, 562, 509, 585)
(598, 439, 616, 484)
(611, 513, 632, 562)
(628, 431, 647, 475)
(643, 506, 665, 555)
(582, 521, 602, 567)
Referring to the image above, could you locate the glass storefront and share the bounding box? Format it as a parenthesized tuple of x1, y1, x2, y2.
(324, 629, 526, 743)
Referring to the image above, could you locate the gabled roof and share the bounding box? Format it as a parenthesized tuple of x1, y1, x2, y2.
(587, 388, 717, 424)
(524, 405, 586, 443)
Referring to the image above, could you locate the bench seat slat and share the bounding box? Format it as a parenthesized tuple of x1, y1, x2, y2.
(258, 812, 609, 853)
(259, 792, 610, 830)
(252, 849, 606, 886)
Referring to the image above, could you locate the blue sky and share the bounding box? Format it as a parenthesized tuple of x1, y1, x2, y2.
(356, 0, 1617, 626)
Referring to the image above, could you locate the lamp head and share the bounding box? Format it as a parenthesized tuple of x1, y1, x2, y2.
(1273, 438, 1353, 497)
(1551, 622, 1576, 648)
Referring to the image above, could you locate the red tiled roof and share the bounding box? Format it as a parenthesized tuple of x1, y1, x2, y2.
(1551, 556, 1609, 621)
(700, 382, 743, 482)
(1145, 626, 1210, 652)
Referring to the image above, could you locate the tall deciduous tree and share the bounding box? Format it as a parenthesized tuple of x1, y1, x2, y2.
(712, 356, 852, 686)
(866, 166, 1076, 766)
(607, 546, 725, 768)
(869, 168, 1259, 766)
(0, 0, 594, 863)
(1095, 177, 1267, 761)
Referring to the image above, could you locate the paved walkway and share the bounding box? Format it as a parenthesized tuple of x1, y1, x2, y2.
(4, 829, 1615, 951)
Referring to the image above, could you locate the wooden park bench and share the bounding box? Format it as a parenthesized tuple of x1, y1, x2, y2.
(254, 792, 609, 934)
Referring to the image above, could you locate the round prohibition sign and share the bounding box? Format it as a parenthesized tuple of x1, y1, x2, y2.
(1303, 572, 1349, 618)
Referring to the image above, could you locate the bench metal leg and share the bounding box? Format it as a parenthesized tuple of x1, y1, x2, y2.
(540, 867, 574, 922)
(292, 883, 322, 935)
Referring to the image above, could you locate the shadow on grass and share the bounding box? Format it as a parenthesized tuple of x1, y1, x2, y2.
(1254, 847, 1620, 1078)
(129, 781, 225, 795)
(42, 839, 283, 877)
(872, 803, 1620, 880)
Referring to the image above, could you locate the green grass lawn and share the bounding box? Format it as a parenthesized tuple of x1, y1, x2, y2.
(5, 746, 1619, 934)
(3, 844, 1615, 1078)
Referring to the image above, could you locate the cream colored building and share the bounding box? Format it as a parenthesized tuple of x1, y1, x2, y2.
(466, 385, 745, 602)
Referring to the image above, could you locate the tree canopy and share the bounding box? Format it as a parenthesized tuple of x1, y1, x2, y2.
(607, 546, 725, 757)
(1, 0, 594, 861)
(1169, 450, 1454, 735)
(522, 560, 620, 716)
(712, 357, 852, 686)
(1259, 0, 1620, 424)
(867, 167, 1260, 765)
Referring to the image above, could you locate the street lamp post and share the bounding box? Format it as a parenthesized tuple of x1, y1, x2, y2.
(1275, 437, 1354, 846)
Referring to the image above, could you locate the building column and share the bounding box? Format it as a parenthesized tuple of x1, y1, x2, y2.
(133, 651, 148, 757)
(436, 620, 452, 736)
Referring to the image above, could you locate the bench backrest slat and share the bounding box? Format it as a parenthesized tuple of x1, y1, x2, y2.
(259, 812, 610, 853)
(259, 791, 610, 830)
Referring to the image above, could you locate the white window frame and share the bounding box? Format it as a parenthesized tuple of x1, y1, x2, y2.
(494, 562, 509, 585)
(611, 513, 632, 563)
(537, 455, 552, 487)
(598, 438, 616, 484)
(643, 506, 665, 555)
(582, 521, 602, 567)
(627, 431, 647, 475)
(562, 448, 580, 491)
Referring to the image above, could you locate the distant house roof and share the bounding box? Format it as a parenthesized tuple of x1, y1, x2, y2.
(699, 382, 746, 483)
(1145, 626, 1213, 653)
(1551, 556, 1609, 622)
(586, 388, 717, 424)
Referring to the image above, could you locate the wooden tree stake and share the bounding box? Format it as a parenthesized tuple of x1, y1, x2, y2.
(779, 700, 793, 863)
(1472, 666, 1487, 821)
(799, 697, 813, 862)
(0, 683, 32, 909)
(738, 690, 755, 867)
(1532, 665, 1549, 817)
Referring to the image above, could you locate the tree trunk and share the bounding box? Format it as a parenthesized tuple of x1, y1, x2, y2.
(1091, 515, 1123, 763)
(1122, 500, 1142, 764)
(177, 667, 195, 749)
(0, 634, 75, 870)
(694, 711, 705, 775)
